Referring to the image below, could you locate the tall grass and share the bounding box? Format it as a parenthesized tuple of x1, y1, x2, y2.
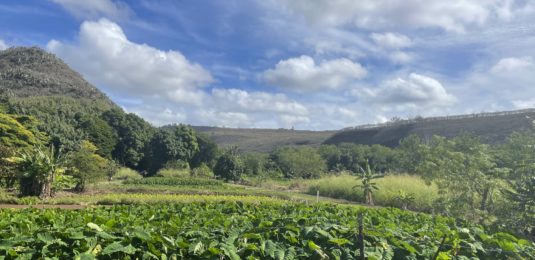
(307, 174, 438, 211)
(113, 167, 143, 181)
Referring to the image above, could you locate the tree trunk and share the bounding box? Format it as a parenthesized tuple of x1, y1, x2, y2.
(481, 186, 490, 211)
(366, 191, 374, 206)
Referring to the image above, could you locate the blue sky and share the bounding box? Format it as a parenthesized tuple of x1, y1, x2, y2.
(1, 0, 535, 130)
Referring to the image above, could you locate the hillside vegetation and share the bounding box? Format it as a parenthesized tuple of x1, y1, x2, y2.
(192, 126, 335, 152)
(326, 109, 535, 147)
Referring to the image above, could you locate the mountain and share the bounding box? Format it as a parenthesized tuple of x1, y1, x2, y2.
(0, 47, 113, 103)
(325, 109, 535, 147)
(0, 47, 125, 154)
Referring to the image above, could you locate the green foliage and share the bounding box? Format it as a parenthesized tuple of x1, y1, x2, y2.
(0, 112, 42, 147)
(7, 96, 114, 151)
(0, 145, 17, 188)
(155, 168, 191, 178)
(308, 175, 438, 211)
(113, 167, 142, 181)
(354, 161, 384, 205)
(78, 115, 117, 158)
(10, 145, 68, 198)
(124, 177, 222, 186)
(214, 147, 244, 182)
(0, 202, 533, 258)
(318, 143, 398, 174)
(143, 125, 199, 175)
(102, 108, 155, 170)
(191, 163, 214, 178)
(416, 134, 505, 221)
(190, 133, 219, 168)
(394, 190, 416, 210)
(67, 140, 108, 192)
(270, 146, 326, 179)
(242, 152, 268, 176)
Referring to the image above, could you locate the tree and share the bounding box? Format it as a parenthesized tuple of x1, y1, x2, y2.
(214, 147, 244, 182)
(10, 145, 68, 198)
(78, 116, 117, 158)
(190, 133, 219, 168)
(67, 140, 108, 192)
(102, 108, 154, 169)
(270, 147, 326, 179)
(398, 134, 427, 174)
(143, 125, 199, 175)
(0, 113, 43, 147)
(416, 134, 503, 220)
(354, 161, 383, 205)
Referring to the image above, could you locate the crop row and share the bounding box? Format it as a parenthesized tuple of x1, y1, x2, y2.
(124, 177, 223, 186)
(0, 202, 533, 259)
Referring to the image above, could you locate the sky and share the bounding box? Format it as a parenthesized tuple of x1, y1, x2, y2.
(1, 0, 535, 130)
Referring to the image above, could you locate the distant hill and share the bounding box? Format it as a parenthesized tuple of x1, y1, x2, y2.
(192, 126, 336, 153)
(195, 109, 535, 152)
(325, 109, 535, 147)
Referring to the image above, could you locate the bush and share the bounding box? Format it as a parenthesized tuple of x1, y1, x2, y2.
(156, 168, 191, 178)
(113, 167, 142, 181)
(191, 164, 214, 178)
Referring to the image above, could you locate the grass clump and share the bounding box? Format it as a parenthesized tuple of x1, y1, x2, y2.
(113, 167, 143, 181)
(308, 174, 438, 211)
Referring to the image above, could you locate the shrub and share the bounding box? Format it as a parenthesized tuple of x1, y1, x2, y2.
(156, 168, 191, 178)
(113, 167, 142, 181)
(191, 164, 214, 178)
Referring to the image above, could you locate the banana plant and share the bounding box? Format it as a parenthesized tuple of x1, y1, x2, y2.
(354, 160, 384, 205)
(8, 145, 68, 199)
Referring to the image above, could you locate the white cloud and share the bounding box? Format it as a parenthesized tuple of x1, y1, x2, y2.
(211, 88, 308, 115)
(280, 0, 522, 33)
(0, 39, 8, 50)
(512, 98, 535, 109)
(51, 0, 131, 20)
(263, 55, 367, 91)
(490, 56, 534, 74)
(370, 32, 412, 49)
(370, 73, 456, 106)
(47, 18, 213, 102)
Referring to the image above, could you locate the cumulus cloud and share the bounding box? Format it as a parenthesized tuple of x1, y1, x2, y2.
(51, 0, 131, 20)
(263, 55, 367, 91)
(370, 32, 412, 49)
(490, 56, 534, 74)
(280, 0, 522, 33)
(0, 39, 8, 50)
(211, 88, 308, 115)
(43, 18, 316, 129)
(47, 18, 213, 102)
(370, 73, 456, 106)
